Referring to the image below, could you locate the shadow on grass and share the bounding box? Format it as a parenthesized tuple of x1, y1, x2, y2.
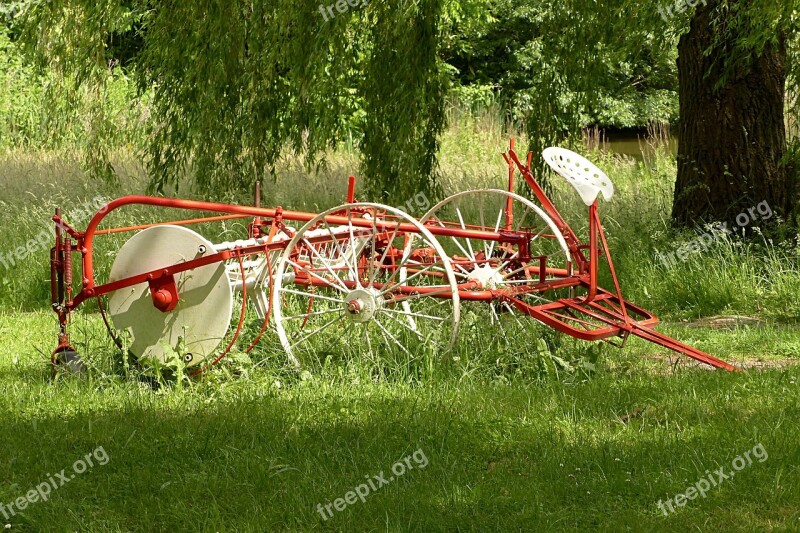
(0, 367, 798, 531)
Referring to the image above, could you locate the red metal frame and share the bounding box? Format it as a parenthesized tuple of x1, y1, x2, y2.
(49, 140, 739, 373)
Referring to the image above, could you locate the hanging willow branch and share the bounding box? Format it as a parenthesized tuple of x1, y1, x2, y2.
(19, 0, 800, 208)
(21, 0, 451, 202)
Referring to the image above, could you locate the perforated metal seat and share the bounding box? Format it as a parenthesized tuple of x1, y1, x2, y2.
(542, 147, 614, 206)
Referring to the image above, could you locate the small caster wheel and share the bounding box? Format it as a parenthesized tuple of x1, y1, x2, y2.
(52, 348, 87, 376)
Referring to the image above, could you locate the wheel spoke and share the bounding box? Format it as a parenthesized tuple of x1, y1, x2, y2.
(518, 292, 552, 306)
(488, 304, 496, 325)
(347, 208, 363, 288)
(381, 307, 446, 322)
(456, 207, 476, 262)
(283, 307, 344, 321)
(324, 221, 358, 283)
(382, 310, 423, 338)
(296, 242, 350, 293)
(379, 235, 418, 292)
(502, 264, 530, 278)
(364, 324, 373, 357)
(478, 194, 489, 260)
(287, 259, 348, 294)
(433, 216, 473, 262)
(516, 206, 532, 231)
(369, 220, 401, 286)
(289, 315, 346, 349)
(492, 251, 520, 276)
(453, 263, 472, 276)
(487, 209, 503, 259)
(373, 320, 412, 356)
(366, 214, 378, 285)
(279, 287, 344, 304)
(501, 301, 529, 330)
(529, 224, 549, 244)
(381, 261, 443, 295)
(494, 303, 513, 339)
(426, 262, 463, 273)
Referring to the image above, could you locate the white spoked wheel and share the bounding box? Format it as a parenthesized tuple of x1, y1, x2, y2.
(415, 189, 572, 332)
(272, 203, 460, 368)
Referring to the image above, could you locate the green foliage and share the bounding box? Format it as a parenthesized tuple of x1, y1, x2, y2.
(7, 0, 800, 203)
(137, 343, 191, 390)
(18, 0, 452, 201)
(0, 22, 144, 161)
(360, 0, 448, 202)
(441, 0, 680, 129)
(706, 0, 796, 90)
(438, 0, 684, 181)
(11, 0, 686, 199)
(135, 0, 360, 195)
(0, 29, 42, 147)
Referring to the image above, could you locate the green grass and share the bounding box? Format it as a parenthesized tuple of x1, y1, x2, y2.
(2, 313, 800, 531)
(2, 123, 800, 530)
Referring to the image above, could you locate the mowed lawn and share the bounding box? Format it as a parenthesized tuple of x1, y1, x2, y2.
(1, 312, 799, 531)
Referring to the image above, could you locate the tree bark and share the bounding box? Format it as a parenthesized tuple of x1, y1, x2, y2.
(673, 0, 789, 227)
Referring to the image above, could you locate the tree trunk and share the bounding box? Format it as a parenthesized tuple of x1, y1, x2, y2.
(673, 0, 789, 227)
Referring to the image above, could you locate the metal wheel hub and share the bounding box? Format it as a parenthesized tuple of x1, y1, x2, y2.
(467, 265, 505, 290)
(344, 288, 383, 323)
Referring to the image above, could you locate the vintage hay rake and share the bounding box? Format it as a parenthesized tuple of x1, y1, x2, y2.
(49, 142, 738, 374)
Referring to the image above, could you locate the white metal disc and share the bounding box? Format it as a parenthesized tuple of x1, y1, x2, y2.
(107, 225, 233, 367)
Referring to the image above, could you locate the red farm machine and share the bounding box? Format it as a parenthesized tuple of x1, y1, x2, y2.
(49, 143, 738, 374)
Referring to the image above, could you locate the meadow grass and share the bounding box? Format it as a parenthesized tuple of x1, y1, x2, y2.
(1, 123, 800, 530)
(3, 136, 800, 321)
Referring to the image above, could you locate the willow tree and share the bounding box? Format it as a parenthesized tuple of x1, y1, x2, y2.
(22, 0, 469, 202)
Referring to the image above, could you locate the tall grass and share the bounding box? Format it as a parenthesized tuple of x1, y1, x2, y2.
(1, 121, 799, 323)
